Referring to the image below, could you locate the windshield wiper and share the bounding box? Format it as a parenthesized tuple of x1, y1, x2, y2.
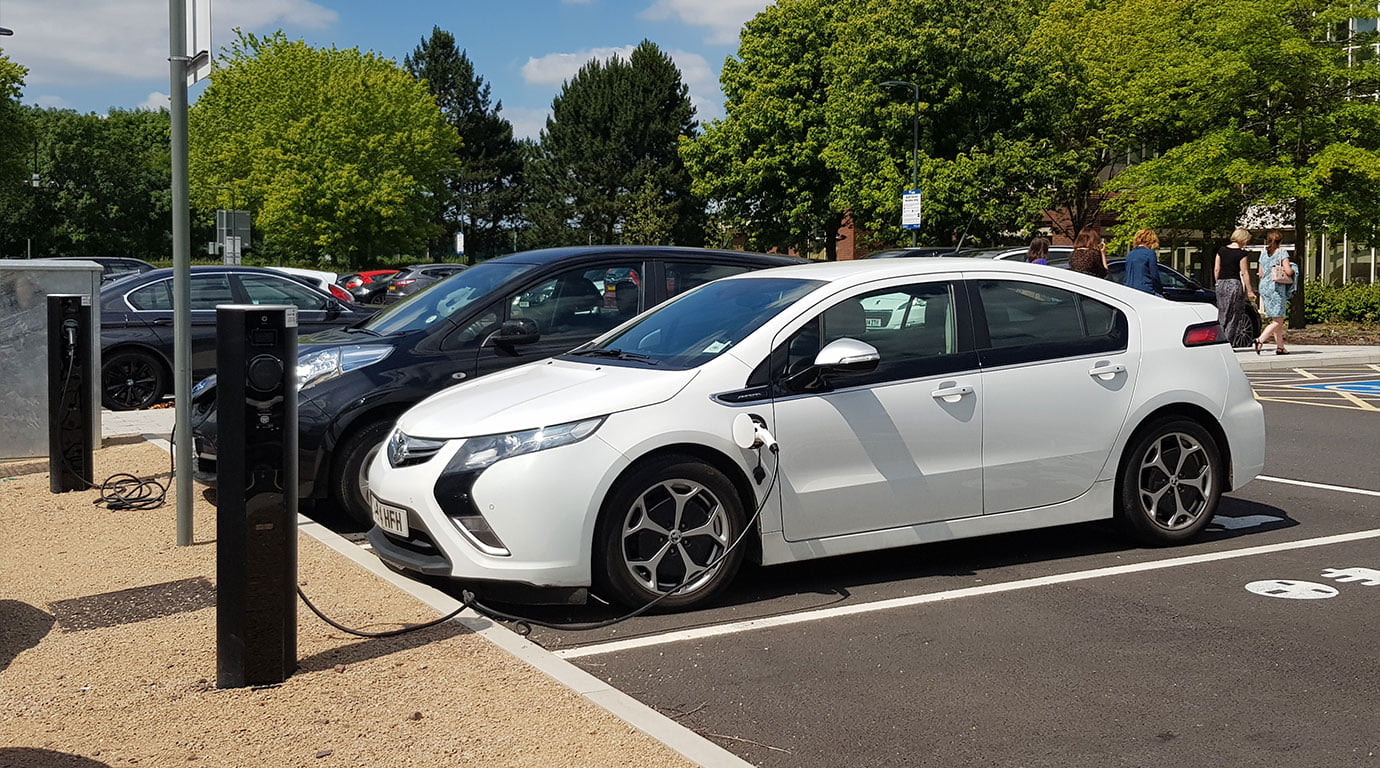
(344, 326, 381, 336)
(570, 347, 658, 364)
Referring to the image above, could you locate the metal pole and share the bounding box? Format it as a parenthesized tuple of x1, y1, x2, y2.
(169, 0, 194, 546)
(908, 84, 919, 248)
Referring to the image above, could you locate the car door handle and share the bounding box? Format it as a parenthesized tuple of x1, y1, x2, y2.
(1089, 363, 1126, 378)
(152, 318, 173, 326)
(931, 384, 973, 400)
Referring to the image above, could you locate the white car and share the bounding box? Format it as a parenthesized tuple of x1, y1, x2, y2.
(366, 259, 1265, 610)
(266, 266, 353, 302)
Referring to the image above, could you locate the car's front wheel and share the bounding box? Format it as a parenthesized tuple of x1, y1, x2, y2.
(1117, 417, 1222, 545)
(331, 419, 393, 527)
(102, 349, 167, 411)
(596, 457, 746, 611)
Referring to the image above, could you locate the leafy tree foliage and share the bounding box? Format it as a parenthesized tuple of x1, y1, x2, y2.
(190, 31, 458, 267)
(684, 0, 854, 258)
(0, 106, 181, 261)
(528, 40, 703, 247)
(405, 27, 526, 260)
(0, 49, 29, 212)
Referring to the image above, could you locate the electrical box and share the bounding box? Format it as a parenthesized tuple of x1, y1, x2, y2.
(215, 304, 298, 688)
(48, 294, 95, 492)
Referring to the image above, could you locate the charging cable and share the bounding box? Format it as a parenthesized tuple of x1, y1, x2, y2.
(299, 422, 782, 639)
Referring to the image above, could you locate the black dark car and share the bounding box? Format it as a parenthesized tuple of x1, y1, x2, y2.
(190, 246, 803, 523)
(99, 266, 378, 410)
(382, 263, 468, 303)
(52, 256, 157, 284)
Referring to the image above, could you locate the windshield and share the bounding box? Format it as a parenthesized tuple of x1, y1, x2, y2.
(362, 260, 537, 336)
(564, 276, 822, 369)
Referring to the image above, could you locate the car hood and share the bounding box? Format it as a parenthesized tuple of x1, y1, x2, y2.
(397, 358, 698, 439)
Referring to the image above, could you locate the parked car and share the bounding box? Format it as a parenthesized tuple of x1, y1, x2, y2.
(340, 269, 401, 304)
(866, 247, 981, 258)
(99, 266, 377, 410)
(382, 263, 468, 304)
(366, 258, 1265, 609)
(191, 246, 804, 524)
(267, 266, 354, 302)
(50, 256, 157, 284)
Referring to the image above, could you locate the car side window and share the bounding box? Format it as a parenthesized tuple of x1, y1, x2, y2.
(127, 279, 172, 310)
(237, 274, 330, 311)
(1159, 267, 1189, 290)
(508, 263, 640, 338)
(188, 274, 235, 310)
(776, 281, 972, 390)
(665, 262, 751, 299)
(975, 279, 1127, 366)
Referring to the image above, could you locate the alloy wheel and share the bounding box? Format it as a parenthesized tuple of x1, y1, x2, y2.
(1136, 431, 1215, 531)
(104, 355, 160, 409)
(620, 479, 731, 596)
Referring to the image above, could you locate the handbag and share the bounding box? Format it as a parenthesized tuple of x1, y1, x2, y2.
(1271, 261, 1294, 285)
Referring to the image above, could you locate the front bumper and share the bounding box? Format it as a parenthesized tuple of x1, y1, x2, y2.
(365, 433, 629, 591)
(190, 382, 335, 498)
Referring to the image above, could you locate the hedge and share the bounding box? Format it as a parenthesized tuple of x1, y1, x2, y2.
(1302, 281, 1380, 323)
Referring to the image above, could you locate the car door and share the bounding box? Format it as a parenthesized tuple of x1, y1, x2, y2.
(474, 260, 645, 378)
(772, 277, 984, 542)
(125, 274, 234, 376)
(969, 277, 1138, 514)
(233, 272, 335, 333)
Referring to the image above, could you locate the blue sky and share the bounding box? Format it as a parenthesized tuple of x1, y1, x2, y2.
(0, 0, 773, 139)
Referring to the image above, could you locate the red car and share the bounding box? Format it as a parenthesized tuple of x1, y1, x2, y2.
(339, 269, 401, 303)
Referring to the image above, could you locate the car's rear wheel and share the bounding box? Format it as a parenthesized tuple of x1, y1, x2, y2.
(102, 349, 166, 411)
(331, 419, 392, 526)
(1117, 417, 1222, 545)
(596, 457, 746, 611)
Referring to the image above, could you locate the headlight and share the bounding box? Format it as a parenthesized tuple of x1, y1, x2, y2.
(386, 428, 448, 468)
(448, 417, 605, 472)
(296, 345, 393, 390)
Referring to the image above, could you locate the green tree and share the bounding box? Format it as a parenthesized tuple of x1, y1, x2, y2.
(0, 106, 180, 261)
(0, 49, 32, 256)
(528, 40, 702, 247)
(190, 31, 458, 267)
(405, 27, 526, 260)
(684, 0, 855, 258)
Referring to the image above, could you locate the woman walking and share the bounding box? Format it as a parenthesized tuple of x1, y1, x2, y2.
(1254, 230, 1296, 355)
(1069, 229, 1107, 278)
(1214, 228, 1256, 348)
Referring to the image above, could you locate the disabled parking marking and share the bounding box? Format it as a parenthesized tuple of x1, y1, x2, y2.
(1249, 368, 1380, 411)
(1321, 567, 1380, 586)
(1295, 379, 1380, 395)
(1208, 514, 1286, 531)
(555, 527, 1380, 659)
(1245, 580, 1339, 599)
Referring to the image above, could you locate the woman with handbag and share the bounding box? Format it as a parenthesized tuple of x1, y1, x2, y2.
(1254, 230, 1297, 355)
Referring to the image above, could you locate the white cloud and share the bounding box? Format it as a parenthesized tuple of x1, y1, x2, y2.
(30, 95, 70, 109)
(639, 0, 772, 45)
(504, 106, 550, 142)
(138, 91, 170, 111)
(0, 0, 337, 87)
(521, 46, 722, 125)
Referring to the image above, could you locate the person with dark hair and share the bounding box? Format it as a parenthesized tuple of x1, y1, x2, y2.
(1214, 228, 1256, 348)
(1069, 229, 1107, 278)
(1254, 230, 1296, 354)
(1026, 237, 1050, 265)
(1124, 229, 1163, 295)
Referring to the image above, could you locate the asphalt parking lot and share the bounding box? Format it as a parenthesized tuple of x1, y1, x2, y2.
(486, 365, 1380, 767)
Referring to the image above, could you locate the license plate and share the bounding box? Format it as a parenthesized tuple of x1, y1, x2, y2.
(371, 497, 409, 537)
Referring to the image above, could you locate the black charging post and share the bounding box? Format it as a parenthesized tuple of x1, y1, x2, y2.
(215, 304, 299, 688)
(48, 294, 94, 493)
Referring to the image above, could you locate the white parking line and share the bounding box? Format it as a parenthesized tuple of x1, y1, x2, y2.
(555, 528, 1380, 659)
(1258, 475, 1380, 497)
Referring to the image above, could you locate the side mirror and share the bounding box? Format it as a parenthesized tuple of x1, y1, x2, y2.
(483, 318, 540, 348)
(814, 338, 879, 379)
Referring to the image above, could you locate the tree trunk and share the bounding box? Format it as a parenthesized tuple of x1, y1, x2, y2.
(1288, 197, 1306, 330)
(823, 212, 843, 261)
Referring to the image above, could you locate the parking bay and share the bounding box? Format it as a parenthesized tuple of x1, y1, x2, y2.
(514, 378, 1380, 767)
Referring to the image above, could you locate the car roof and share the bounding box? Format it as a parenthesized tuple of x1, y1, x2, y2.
(484, 245, 804, 268)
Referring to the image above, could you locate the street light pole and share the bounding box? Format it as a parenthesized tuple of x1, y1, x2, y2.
(881, 80, 920, 247)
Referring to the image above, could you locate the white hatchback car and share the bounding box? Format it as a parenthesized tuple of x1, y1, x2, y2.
(366, 259, 1265, 610)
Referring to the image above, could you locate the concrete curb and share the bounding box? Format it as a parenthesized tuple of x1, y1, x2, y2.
(143, 430, 749, 768)
(1235, 345, 1380, 372)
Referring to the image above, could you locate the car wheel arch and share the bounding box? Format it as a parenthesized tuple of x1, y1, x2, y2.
(595, 443, 763, 568)
(1114, 402, 1233, 508)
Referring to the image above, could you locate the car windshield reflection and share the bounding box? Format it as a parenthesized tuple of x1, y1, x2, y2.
(362, 261, 537, 336)
(564, 276, 823, 369)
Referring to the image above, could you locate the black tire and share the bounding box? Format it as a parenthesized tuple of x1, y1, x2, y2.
(331, 419, 393, 526)
(595, 457, 746, 611)
(1116, 417, 1223, 545)
(102, 349, 167, 411)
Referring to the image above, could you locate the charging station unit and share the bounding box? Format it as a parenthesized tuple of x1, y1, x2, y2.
(215, 304, 298, 688)
(47, 293, 94, 493)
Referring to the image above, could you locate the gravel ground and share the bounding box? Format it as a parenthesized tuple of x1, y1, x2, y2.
(0, 439, 694, 768)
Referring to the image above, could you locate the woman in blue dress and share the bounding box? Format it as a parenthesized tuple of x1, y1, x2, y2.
(1254, 230, 1296, 355)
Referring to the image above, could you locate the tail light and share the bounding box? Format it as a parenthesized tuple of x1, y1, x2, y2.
(1182, 322, 1226, 346)
(344, 278, 362, 290)
(392, 278, 416, 288)
(329, 284, 353, 302)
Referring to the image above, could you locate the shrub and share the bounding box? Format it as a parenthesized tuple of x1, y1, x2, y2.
(1303, 281, 1380, 323)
